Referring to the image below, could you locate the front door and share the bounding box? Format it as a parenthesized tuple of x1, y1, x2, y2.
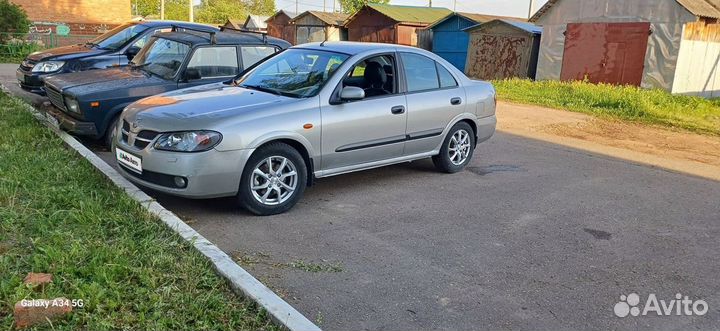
(320, 54, 407, 171)
(561, 22, 650, 86)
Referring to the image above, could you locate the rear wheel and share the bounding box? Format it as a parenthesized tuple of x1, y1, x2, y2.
(237, 142, 307, 216)
(432, 122, 475, 173)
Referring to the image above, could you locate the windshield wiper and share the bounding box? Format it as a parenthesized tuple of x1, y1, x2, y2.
(240, 84, 283, 96)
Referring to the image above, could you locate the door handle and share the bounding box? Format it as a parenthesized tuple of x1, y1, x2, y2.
(451, 97, 462, 105)
(391, 105, 405, 115)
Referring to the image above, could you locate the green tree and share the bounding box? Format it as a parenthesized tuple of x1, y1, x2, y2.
(196, 0, 248, 24)
(0, 0, 30, 36)
(338, 0, 389, 14)
(245, 0, 275, 16)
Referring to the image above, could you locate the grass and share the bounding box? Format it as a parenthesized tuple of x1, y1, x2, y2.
(0, 91, 276, 330)
(493, 78, 720, 136)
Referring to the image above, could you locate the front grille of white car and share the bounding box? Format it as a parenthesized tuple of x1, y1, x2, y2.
(121, 120, 159, 150)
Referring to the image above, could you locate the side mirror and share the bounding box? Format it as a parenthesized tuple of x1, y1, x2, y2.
(125, 46, 141, 60)
(340, 86, 365, 101)
(185, 68, 201, 81)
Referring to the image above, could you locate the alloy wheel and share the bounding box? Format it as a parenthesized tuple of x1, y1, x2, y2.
(250, 156, 298, 206)
(448, 129, 471, 166)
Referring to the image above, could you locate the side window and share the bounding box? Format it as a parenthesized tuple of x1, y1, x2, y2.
(400, 52, 439, 92)
(241, 46, 278, 69)
(187, 46, 239, 78)
(131, 28, 170, 49)
(342, 54, 396, 98)
(437, 62, 458, 88)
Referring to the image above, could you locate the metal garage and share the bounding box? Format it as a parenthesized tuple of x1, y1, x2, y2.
(530, 0, 720, 91)
(464, 19, 542, 80)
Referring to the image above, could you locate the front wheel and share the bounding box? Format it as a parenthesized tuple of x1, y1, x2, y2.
(237, 143, 307, 216)
(104, 115, 120, 147)
(432, 122, 475, 173)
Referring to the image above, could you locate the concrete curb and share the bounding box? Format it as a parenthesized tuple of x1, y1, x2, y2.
(2, 85, 321, 331)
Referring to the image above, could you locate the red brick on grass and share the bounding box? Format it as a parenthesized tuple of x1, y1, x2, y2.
(23, 273, 52, 288)
(14, 298, 72, 328)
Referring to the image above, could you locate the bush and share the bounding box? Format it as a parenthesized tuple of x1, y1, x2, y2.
(0, 0, 30, 40)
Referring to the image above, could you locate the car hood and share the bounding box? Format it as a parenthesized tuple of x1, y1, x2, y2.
(27, 44, 109, 62)
(123, 83, 294, 132)
(44, 67, 165, 95)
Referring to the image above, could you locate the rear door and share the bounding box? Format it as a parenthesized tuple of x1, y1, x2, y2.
(400, 52, 466, 156)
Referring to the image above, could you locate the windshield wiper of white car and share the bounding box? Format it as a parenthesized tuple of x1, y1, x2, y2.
(240, 84, 287, 97)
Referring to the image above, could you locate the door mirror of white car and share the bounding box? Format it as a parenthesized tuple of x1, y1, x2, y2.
(340, 86, 365, 101)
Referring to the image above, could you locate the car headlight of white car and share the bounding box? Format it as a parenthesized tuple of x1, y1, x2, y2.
(31, 61, 65, 73)
(64, 96, 80, 114)
(154, 131, 222, 152)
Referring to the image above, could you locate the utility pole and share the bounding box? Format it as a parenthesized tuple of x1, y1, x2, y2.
(324, 0, 326, 12)
(453, 0, 456, 11)
(296, 0, 299, 14)
(333, 0, 336, 12)
(160, 0, 165, 20)
(528, 0, 535, 19)
(189, 0, 194, 22)
(428, 0, 432, 7)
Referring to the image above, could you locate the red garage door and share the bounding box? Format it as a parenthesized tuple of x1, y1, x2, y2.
(561, 22, 650, 86)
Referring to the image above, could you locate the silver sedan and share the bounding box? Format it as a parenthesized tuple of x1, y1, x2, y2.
(114, 42, 496, 215)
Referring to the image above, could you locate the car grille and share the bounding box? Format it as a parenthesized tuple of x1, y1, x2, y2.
(46, 86, 66, 111)
(121, 120, 159, 150)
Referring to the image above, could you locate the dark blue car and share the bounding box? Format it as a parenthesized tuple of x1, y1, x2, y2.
(16, 20, 218, 94)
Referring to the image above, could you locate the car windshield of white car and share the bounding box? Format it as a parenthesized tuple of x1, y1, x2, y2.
(235, 49, 349, 98)
(130, 37, 190, 80)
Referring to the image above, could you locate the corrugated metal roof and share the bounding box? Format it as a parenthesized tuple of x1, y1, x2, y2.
(365, 3, 453, 24)
(244, 15, 269, 29)
(224, 19, 244, 29)
(530, 0, 720, 22)
(426, 12, 526, 30)
(464, 19, 543, 34)
(290, 11, 349, 26)
(676, 0, 720, 18)
(265, 10, 298, 23)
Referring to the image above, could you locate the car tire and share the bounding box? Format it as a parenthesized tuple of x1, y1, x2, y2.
(432, 121, 475, 173)
(237, 142, 307, 216)
(104, 115, 120, 147)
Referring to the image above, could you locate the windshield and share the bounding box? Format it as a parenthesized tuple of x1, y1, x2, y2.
(131, 37, 190, 79)
(90, 23, 148, 50)
(235, 49, 349, 98)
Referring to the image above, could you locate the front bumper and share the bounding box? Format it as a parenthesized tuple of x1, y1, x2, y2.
(114, 135, 253, 199)
(45, 106, 98, 137)
(16, 67, 49, 94)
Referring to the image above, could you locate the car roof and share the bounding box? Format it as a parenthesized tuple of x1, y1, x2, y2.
(153, 30, 291, 48)
(293, 41, 419, 55)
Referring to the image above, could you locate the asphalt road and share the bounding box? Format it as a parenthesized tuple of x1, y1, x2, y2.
(2, 65, 719, 330)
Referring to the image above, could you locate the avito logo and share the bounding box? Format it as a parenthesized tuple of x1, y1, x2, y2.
(614, 293, 709, 317)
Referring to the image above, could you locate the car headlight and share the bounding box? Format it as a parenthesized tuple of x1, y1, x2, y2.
(64, 96, 80, 114)
(154, 131, 222, 152)
(31, 61, 65, 73)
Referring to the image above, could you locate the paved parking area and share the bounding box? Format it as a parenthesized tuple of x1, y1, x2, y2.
(2, 66, 719, 330)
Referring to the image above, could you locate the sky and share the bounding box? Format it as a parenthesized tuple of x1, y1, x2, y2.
(273, 0, 550, 19)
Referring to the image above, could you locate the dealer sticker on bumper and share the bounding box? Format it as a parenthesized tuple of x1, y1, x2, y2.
(116, 148, 142, 173)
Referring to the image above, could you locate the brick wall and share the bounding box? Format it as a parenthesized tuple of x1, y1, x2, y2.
(11, 0, 131, 35)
